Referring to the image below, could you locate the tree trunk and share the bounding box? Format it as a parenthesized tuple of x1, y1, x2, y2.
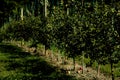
(34, 0, 39, 16)
(26, 5, 32, 16)
(73, 57, 75, 71)
(111, 2, 115, 79)
(82, 52, 85, 74)
(44, 45, 47, 56)
(61, 0, 63, 5)
(21, 39, 24, 47)
(82, 0, 84, 7)
(97, 63, 100, 78)
(90, 59, 93, 66)
(111, 62, 114, 80)
(67, 7, 69, 15)
(20, 7, 24, 20)
(31, 2, 34, 15)
(44, 0, 48, 17)
(51, 48, 53, 61)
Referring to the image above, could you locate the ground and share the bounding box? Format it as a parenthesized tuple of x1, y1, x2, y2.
(0, 41, 115, 80)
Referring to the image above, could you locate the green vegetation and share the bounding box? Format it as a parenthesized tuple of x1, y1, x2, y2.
(0, 43, 75, 80)
(0, 0, 120, 80)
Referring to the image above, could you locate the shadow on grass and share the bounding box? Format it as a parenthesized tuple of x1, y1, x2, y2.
(0, 43, 30, 58)
(0, 43, 76, 80)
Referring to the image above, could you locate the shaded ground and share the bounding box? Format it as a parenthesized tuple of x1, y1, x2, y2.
(0, 43, 76, 80)
(7, 41, 111, 80)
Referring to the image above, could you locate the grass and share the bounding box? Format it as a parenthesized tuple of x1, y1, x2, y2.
(1, 41, 120, 79)
(0, 42, 76, 80)
(77, 56, 120, 78)
(92, 62, 120, 78)
(100, 64, 111, 76)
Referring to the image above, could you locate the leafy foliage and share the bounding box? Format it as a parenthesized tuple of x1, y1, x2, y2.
(1, 0, 120, 79)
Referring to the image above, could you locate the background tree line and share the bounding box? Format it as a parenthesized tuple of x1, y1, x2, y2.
(0, 0, 120, 79)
